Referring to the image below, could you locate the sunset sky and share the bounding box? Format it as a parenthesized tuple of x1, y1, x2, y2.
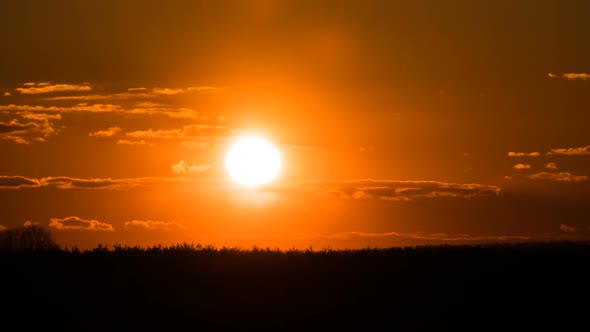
(1, 0, 589, 250)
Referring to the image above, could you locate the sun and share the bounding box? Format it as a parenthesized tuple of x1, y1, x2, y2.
(225, 136, 282, 187)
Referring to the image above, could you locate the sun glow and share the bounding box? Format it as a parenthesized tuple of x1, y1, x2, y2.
(225, 136, 282, 187)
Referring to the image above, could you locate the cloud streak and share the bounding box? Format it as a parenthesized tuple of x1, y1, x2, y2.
(0, 176, 41, 189)
(325, 231, 530, 242)
(548, 73, 590, 81)
(513, 164, 532, 170)
(306, 179, 501, 201)
(124, 220, 184, 231)
(125, 124, 233, 143)
(171, 161, 212, 174)
(17, 82, 91, 94)
(559, 224, 576, 233)
(0, 103, 121, 113)
(42, 86, 220, 101)
(528, 172, 588, 182)
(49, 216, 114, 231)
(0, 117, 57, 144)
(0, 176, 192, 190)
(1, 103, 203, 120)
(89, 127, 122, 138)
(550, 146, 590, 155)
(545, 162, 557, 170)
(507, 152, 540, 157)
(116, 139, 153, 146)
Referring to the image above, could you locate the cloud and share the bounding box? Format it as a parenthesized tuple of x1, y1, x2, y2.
(2, 103, 206, 120)
(559, 224, 576, 233)
(0, 175, 192, 190)
(0, 103, 121, 113)
(127, 106, 200, 119)
(89, 127, 122, 138)
(49, 216, 114, 231)
(23, 221, 39, 227)
(42, 93, 151, 101)
(171, 161, 212, 174)
(152, 86, 221, 95)
(507, 152, 540, 157)
(0, 176, 41, 189)
(116, 139, 153, 146)
(17, 82, 91, 94)
(326, 231, 530, 242)
(134, 102, 164, 108)
(180, 141, 209, 149)
(513, 164, 532, 170)
(545, 162, 557, 170)
(0, 117, 56, 144)
(307, 179, 501, 201)
(550, 146, 590, 155)
(43, 86, 220, 100)
(126, 124, 232, 141)
(548, 73, 590, 81)
(124, 220, 184, 231)
(3, 92, 10, 97)
(528, 172, 588, 182)
(16, 112, 62, 121)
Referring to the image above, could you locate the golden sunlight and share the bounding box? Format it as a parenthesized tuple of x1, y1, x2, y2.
(225, 136, 282, 187)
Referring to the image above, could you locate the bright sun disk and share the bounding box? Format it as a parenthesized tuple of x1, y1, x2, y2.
(225, 136, 282, 187)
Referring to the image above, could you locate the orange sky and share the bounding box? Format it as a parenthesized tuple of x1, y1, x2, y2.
(1, 0, 590, 249)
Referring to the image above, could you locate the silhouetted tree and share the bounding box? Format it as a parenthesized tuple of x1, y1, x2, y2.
(0, 225, 60, 251)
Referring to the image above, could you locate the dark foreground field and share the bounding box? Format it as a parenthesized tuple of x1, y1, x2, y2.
(2, 242, 589, 330)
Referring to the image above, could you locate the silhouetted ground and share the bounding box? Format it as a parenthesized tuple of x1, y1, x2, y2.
(2, 242, 589, 330)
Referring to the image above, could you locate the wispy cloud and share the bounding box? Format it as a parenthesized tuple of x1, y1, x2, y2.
(152, 86, 220, 95)
(548, 73, 590, 81)
(126, 106, 200, 119)
(0, 103, 121, 113)
(0, 117, 57, 144)
(513, 164, 532, 170)
(0, 176, 40, 189)
(116, 139, 153, 146)
(43, 93, 152, 101)
(307, 179, 500, 201)
(180, 141, 209, 149)
(0, 176, 192, 190)
(17, 82, 91, 94)
(126, 124, 232, 141)
(545, 162, 557, 170)
(124, 220, 184, 231)
(507, 152, 540, 157)
(3, 92, 10, 97)
(16, 112, 62, 121)
(528, 172, 588, 182)
(1, 103, 203, 120)
(171, 161, 212, 174)
(325, 231, 530, 242)
(43, 86, 220, 100)
(559, 224, 576, 233)
(89, 127, 122, 138)
(23, 221, 39, 227)
(49, 216, 114, 231)
(550, 146, 590, 155)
